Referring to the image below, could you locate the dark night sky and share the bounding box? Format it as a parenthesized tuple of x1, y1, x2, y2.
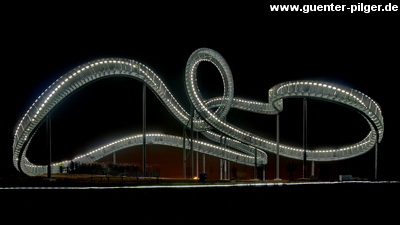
(1, 1, 399, 180)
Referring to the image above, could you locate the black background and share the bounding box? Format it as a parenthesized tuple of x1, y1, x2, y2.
(1, 1, 399, 180)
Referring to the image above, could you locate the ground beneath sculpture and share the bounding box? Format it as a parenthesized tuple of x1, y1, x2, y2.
(1, 176, 398, 223)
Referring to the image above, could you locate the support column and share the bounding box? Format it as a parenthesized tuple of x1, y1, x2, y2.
(224, 136, 227, 180)
(113, 152, 116, 164)
(254, 147, 258, 180)
(311, 161, 315, 177)
(275, 113, 280, 180)
(219, 134, 223, 180)
(142, 84, 147, 177)
(202, 152, 206, 174)
(47, 115, 52, 179)
(196, 152, 199, 178)
(375, 140, 378, 180)
(227, 161, 230, 180)
(196, 132, 199, 178)
(263, 165, 266, 181)
(220, 159, 223, 180)
(190, 105, 194, 179)
(303, 98, 308, 178)
(201, 112, 206, 174)
(183, 126, 186, 179)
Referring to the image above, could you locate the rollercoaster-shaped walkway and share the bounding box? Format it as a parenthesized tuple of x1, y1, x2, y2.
(13, 48, 384, 176)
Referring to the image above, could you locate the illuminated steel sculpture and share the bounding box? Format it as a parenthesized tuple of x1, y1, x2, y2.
(12, 48, 384, 176)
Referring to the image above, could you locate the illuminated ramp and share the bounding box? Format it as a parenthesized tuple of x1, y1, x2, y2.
(13, 48, 383, 176)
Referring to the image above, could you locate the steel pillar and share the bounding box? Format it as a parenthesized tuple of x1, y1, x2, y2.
(190, 105, 194, 178)
(303, 98, 308, 178)
(276, 113, 280, 180)
(220, 159, 223, 180)
(311, 161, 315, 177)
(47, 115, 52, 179)
(142, 84, 147, 177)
(263, 165, 266, 181)
(227, 161, 230, 180)
(202, 153, 206, 174)
(219, 134, 223, 180)
(254, 147, 258, 180)
(183, 126, 186, 179)
(375, 139, 378, 180)
(196, 132, 199, 178)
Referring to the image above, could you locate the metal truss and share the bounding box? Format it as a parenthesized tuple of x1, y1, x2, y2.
(13, 48, 383, 176)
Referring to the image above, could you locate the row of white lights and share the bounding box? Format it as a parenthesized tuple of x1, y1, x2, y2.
(189, 58, 376, 157)
(139, 63, 189, 122)
(276, 81, 382, 117)
(14, 58, 193, 150)
(14, 59, 143, 163)
(15, 60, 137, 138)
(15, 57, 255, 171)
(23, 133, 255, 169)
(15, 49, 382, 174)
(204, 131, 267, 164)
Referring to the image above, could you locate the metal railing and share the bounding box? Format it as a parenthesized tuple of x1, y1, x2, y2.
(13, 48, 383, 176)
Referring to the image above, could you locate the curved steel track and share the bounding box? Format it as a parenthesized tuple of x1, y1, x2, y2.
(13, 48, 384, 176)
